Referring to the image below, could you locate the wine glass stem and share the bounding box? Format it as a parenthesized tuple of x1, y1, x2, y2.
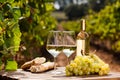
(54, 57, 57, 70)
(67, 57, 69, 65)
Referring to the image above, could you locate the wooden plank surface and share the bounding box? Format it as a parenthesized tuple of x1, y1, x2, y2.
(0, 67, 120, 80)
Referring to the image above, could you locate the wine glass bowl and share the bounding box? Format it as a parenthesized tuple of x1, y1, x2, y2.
(46, 31, 63, 69)
(62, 31, 76, 64)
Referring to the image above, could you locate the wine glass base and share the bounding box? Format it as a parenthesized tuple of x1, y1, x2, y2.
(49, 67, 65, 75)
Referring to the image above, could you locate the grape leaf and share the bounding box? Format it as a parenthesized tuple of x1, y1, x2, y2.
(5, 60, 18, 71)
(0, 59, 2, 70)
(0, 0, 5, 3)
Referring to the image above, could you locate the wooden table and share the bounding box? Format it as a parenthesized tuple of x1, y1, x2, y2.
(0, 67, 120, 80)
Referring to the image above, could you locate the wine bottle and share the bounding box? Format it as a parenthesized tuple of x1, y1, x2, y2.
(76, 19, 89, 56)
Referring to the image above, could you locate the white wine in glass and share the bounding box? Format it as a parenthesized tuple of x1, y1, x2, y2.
(63, 45, 76, 58)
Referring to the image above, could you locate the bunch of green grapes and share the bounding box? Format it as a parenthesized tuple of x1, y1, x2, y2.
(65, 54, 110, 76)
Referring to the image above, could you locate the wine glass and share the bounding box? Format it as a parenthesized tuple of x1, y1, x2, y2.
(46, 31, 63, 70)
(63, 31, 76, 65)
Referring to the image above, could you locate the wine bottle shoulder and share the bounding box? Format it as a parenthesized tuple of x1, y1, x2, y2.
(77, 31, 89, 39)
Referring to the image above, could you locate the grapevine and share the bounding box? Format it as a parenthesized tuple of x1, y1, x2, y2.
(86, 1, 120, 52)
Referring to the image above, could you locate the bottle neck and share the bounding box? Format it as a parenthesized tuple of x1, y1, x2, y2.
(81, 19, 85, 31)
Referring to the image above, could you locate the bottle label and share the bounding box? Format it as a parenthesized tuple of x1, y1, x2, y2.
(77, 39, 85, 56)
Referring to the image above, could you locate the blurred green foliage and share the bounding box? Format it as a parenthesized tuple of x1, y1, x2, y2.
(61, 1, 120, 52)
(64, 0, 116, 20)
(0, 0, 22, 70)
(88, 0, 116, 12)
(18, 0, 57, 58)
(0, 1, 21, 59)
(0, 0, 57, 69)
(87, 0, 120, 52)
(64, 4, 89, 20)
(61, 20, 81, 34)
